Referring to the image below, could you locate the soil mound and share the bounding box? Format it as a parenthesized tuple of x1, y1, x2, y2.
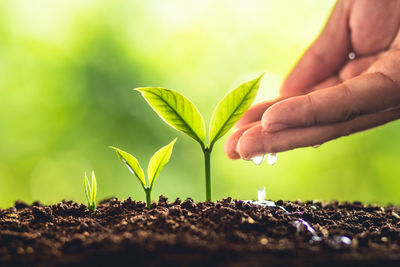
(1, 196, 400, 266)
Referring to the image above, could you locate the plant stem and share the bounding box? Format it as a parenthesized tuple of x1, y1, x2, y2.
(89, 204, 96, 212)
(203, 148, 211, 201)
(145, 189, 151, 209)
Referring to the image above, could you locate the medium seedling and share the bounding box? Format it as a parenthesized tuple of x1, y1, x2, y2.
(110, 138, 177, 209)
(84, 171, 97, 212)
(135, 74, 263, 201)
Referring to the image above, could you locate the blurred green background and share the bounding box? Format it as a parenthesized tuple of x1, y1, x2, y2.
(1, 0, 399, 208)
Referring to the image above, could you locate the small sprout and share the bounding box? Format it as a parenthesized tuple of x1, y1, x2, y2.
(110, 138, 177, 209)
(84, 171, 97, 212)
(135, 74, 263, 201)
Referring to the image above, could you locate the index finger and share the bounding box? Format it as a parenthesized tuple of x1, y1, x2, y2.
(235, 99, 279, 128)
(263, 49, 400, 132)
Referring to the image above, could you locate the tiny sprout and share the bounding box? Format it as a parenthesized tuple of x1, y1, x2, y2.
(110, 138, 177, 209)
(84, 171, 97, 212)
(135, 74, 263, 201)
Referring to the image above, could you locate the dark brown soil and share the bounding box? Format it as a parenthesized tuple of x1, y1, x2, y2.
(1, 196, 400, 266)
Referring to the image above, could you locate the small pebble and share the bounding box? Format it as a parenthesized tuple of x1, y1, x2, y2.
(392, 211, 400, 219)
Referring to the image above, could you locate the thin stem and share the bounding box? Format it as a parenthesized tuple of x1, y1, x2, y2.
(203, 148, 211, 201)
(145, 188, 151, 209)
(89, 203, 96, 212)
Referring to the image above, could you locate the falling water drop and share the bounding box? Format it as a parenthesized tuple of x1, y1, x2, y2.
(247, 187, 278, 208)
(251, 155, 265, 165)
(267, 153, 277, 165)
(337, 236, 352, 245)
(257, 187, 266, 202)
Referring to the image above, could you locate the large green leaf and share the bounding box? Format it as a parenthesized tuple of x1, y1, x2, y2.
(208, 74, 263, 147)
(109, 146, 146, 187)
(148, 138, 177, 189)
(135, 87, 206, 145)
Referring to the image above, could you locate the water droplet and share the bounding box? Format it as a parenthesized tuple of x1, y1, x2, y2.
(339, 236, 352, 245)
(312, 144, 321, 148)
(257, 187, 266, 202)
(312, 236, 323, 242)
(348, 51, 356, 60)
(294, 219, 322, 242)
(294, 219, 316, 234)
(277, 205, 289, 213)
(251, 155, 265, 165)
(267, 153, 277, 165)
(246, 187, 277, 208)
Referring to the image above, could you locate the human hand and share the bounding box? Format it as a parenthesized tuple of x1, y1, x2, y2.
(225, 0, 400, 160)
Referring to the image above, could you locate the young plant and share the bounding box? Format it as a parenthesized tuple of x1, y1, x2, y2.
(135, 74, 263, 201)
(84, 171, 97, 212)
(110, 138, 177, 209)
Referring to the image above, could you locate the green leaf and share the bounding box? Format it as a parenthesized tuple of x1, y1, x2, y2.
(91, 171, 97, 204)
(148, 138, 177, 189)
(135, 87, 206, 145)
(208, 74, 263, 147)
(109, 146, 146, 187)
(84, 172, 91, 204)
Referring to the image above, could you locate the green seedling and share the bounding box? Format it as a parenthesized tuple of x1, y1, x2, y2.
(110, 138, 177, 209)
(84, 171, 97, 212)
(135, 74, 263, 201)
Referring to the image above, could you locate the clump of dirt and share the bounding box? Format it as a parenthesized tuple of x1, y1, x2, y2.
(1, 196, 400, 266)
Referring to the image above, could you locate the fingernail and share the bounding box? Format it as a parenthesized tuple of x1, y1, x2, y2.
(263, 123, 287, 132)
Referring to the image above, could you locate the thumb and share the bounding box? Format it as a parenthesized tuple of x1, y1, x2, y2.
(280, 0, 351, 97)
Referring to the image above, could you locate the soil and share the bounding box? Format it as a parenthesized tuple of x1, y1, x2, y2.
(1, 196, 400, 267)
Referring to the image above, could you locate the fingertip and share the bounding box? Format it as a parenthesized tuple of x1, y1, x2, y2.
(224, 137, 241, 160)
(235, 118, 248, 129)
(237, 126, 268, 160)
(236, 100, 277, 128)
(224, 128, 245, 160)
(226, 121, 263, 160)
(261, 101, 289, 132)
(235, 112, 256, 128)
(237, 136, 263, 160)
